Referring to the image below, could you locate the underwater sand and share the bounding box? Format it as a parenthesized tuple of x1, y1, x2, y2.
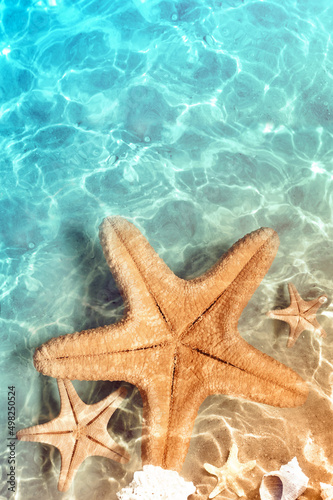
(0, 0, 333, 498)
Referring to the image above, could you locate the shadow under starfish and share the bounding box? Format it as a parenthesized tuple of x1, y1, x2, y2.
(33, 217, 309, 472)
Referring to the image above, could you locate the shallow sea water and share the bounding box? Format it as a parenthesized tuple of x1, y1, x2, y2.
(1, 0, 333, 498)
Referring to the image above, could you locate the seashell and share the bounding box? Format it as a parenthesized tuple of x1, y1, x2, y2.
(116, 465, 196, 499)
(259, 457, 309, 500)
(320, 482, 333, 500)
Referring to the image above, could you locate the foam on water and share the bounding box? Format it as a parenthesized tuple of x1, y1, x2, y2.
(1, 0, 333, 499)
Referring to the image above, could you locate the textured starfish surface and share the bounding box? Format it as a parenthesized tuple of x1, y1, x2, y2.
(17, 380, 129, 491)
(267, 282, 327, 348)
(34, 216, 308, 472)
(204, 444, 256, 498)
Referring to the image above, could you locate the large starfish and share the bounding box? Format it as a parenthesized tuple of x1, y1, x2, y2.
(34, 217, 308, 472)
(204, 444, 256, 498)
(17, 379, 130, 491)
(267, 282, 327, 347)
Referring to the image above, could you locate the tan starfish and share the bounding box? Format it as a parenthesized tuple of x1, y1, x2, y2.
(204, 444, 256, 498)
(33, 217, 308, 472)
(267, 282, 327, 348)
(17, 379, 130, 491)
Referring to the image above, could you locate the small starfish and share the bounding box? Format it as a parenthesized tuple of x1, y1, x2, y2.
(17, 380, 130, 492)
(267, 282, 328, 348)
(204, 444, 256, 498)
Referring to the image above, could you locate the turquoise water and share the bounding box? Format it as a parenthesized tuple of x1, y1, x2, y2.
(1, 0, 333, 498)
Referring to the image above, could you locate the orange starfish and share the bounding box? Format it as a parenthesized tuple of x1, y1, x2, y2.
(17, 380, 130, 491)
(267, 282, 328, 348)
(33, 217, 308, 472)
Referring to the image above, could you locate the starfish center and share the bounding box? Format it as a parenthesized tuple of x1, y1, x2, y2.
(73, 423, 88, 440)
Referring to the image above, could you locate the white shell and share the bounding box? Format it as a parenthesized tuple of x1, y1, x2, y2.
(320, 482, 333, 500)
(116, 465, 196, 500)
(259, 457, 309, 500)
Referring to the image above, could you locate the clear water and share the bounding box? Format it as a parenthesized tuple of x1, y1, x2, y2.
(1, 0, 333, 498)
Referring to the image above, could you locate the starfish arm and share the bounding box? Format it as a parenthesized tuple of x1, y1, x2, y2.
(58, 438, 85, 492)
(287, 317, 327, 347)
(266, 307, 299, 320)
(141, 379, 176, 468)
(288, 283, 301, 311)
(58, 432, 129, 492)
(287, 334, 299, 348)
(228, 443, 240, 464)
(190, 341, 308, 407)
(205, 227, 279, 323)
(60, 378, 86, 419)
(226, 445, 256, 475)
(267, 312, 302, 347)
(305, 317, 327, 336)
(191, 226, 278, 286)
(83, 385, 130, 463)
(187, 227, 278, 336)
(208, 482, 226, 499)
(63, 380, 127, 426)
(99, 217, 182, 329)
(17, 414, 78, 492)
(141, 344, 208, 471)
(100, 216, 202, 334)
(239, 460, 257, 474)
(181, 228, 279, 347)
(204, 463, 221, 478)
(287, 317, 308, 347)
(267, 283, 302, 321)
(227, 479, 245, 497)
(57, 437, 89, 492)
(304, 297, 328, 315)
(16, 423, 76, 450)
(34, 315, 173, 378)
(17, 380, 77, 440)
(182, 227, 278, 333)
(34, 327, 175, 385)
(204, 463, 227, 499)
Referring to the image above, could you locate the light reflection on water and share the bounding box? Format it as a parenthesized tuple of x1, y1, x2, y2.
(0, 0, 333, 498)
